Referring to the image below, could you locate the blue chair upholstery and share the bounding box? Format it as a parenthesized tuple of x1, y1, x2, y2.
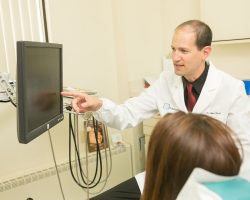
(243, 79, 250, 95)
(203, 177, 250, 200)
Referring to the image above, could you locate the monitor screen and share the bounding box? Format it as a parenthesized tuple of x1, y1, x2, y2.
(16, 41, 64, 144)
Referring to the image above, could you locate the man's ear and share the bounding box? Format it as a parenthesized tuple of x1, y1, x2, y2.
(202, 46, 212, 60)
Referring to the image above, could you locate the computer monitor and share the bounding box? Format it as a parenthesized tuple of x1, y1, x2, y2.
(16, 41, 64, 144)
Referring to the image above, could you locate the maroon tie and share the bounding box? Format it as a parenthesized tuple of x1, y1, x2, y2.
(187, 83, 196, 112)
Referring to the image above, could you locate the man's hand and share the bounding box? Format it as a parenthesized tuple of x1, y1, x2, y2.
(61, 91, 103, 113)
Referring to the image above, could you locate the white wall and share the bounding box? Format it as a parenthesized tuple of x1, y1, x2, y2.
(162, 0, 201, 53)
(111, 0, 165, 101)
(47, 0, 118, 100)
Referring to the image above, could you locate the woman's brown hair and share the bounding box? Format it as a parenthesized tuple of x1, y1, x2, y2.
(141, 111, 242, 200)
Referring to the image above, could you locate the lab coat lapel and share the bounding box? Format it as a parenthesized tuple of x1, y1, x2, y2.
(193, 63, 220, 113)
(171, 76, 187, 111)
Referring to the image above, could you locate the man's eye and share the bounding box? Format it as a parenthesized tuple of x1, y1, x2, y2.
(181, 49, 188, 53)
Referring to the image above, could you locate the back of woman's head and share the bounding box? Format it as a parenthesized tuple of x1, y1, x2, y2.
(142, 111, 242, 200)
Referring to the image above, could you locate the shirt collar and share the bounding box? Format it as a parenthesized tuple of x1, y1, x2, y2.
(182, 62, 209, 95)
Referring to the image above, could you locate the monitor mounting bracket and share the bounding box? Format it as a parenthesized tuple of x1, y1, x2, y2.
(0, 72, 16, 104)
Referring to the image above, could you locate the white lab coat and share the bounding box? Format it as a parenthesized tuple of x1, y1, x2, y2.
(94, 61, 250, 149)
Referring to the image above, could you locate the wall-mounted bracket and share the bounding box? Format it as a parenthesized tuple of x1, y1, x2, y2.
(0, 72, 16, 104)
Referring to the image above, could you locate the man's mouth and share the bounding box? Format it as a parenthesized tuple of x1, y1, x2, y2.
(174, 64, 184, 68)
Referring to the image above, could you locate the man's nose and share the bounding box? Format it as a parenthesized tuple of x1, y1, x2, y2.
(172, 51, 181, 61)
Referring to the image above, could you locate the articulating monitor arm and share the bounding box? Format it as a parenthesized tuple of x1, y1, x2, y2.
(0, 72, 16, 105)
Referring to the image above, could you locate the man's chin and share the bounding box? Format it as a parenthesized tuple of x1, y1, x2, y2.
(174, 69, 183, 76)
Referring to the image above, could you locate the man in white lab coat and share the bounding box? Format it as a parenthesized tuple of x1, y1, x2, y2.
(62, 20, 250, 200)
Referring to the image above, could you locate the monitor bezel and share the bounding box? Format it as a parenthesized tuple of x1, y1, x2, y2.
(16, 41, 64, 144)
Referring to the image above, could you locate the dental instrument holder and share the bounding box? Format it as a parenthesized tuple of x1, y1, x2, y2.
(63, 99, 110, 199)
(63, 107, 92, 198)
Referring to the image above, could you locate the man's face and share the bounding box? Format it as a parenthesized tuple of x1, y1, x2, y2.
(171, 26, 210, 82)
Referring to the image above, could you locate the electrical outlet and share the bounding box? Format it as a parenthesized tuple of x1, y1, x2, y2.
(111, 133, 123, 145)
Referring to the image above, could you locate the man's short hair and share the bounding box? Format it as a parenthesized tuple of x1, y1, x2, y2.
(176, 20, 213, 50)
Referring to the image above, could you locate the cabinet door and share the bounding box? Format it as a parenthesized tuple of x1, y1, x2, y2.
(200, 0, 250, 41)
